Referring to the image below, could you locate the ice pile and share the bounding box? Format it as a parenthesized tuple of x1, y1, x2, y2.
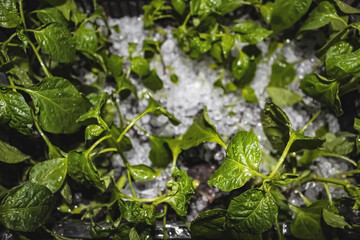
(107, 16, 349, 218)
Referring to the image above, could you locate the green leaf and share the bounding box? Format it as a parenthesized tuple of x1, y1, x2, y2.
(115, 75, 137, 100)
(0, 139, 29, 164)
(118, 200, 157, 225)
(266, 87, 302, 107)
(271, 0, 312, 32)
(36, 7, 67, 27)
(162, 168, 195, 216)
(217, 0, 247, 15)
(300, 1, 340, 32)
(269, 58, 296, 88)
(85, 125, 104, 140)
(131, 56, 150, 77)
(290, 200, 328, 240)
(220, 34, 235, 58)
(149, 135, 172, 168)
(0, 0, 21, 28)
(242, 85, 258, 103)
(233, 21, 272, 45)
(0, 89, 33, 135)
(261, 99, 292, 152)
(208, 131, 261, 192)
(128, 164, 156, 182)
(333, 0, 360, 14)
(322, 132, 355, 155)
(28, 77, 90, 134)
(258, 1, 274, 23)
(299, 149, 324, 167)
(171, 0, 186, 14)
(325, 41, 353, 79)
(300, 74, 343, 116)
(232, 50, 249, 80)
(142, 69, 163, 91)
(74, 24, 98, 52)
(181, 107, 226, 150)
(226, 189, 278, 234)
(146, 94, 181, 125)
(107, 55, 123, 77)
(67, 151, 106, 191)
(105, 125, 133, 152)
(129, 228, 140, 240)
(0, 183, 53, 232)
(355, 118, 360, 152)
(191, 209, 227, 240)
(323, 208, 351, 229)
(29, 158, 67, 193)
(34, 23, 75, 63)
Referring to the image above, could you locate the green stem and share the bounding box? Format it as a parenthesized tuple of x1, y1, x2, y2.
(85, 135, 111, 157)
(312, 175, 349, 187)
(181, 13, 191, 28)
(127, 169, 137, 198)
(163, 205, 168, 240)
(269, 133, 296, 179)
(113, 96, 124, 130)
(33, 113, 61, 158)
(96, 148, 118, 155)
(322, 152, 357, 167)
(118, 192, 167, 203)
(323, 183, 333, 207)
(116, 110, 149, 143)
(298, 190, 311, 207)
(275, 217, 285, 240)
(299, 110, 320, 134)
(0, 33, 17, 49)
(18, 0, 27, 30)
(28, 40, 51, 77)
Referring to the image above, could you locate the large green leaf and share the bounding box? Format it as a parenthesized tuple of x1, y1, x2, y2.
(28, 77, 90, 134)
(34, 23, 76, 63)
(232, 20, 272, 45)
(0, 0, 21, 28)
(181, 107, 226, 150)
(29, 158, 67, 193)
(300, 74, 342, 116)
(74, 24, 98, 52)
(300, 1, 340, 32)
(36, 7, 67, 26)
(118, 200, 157, 225)
(67, 151, 106, 191)
(0, 139, 29, 164)
(128, 164, 156, 182)
(190, 209, 228, 240)
(161, 168, 195, 216)
(266, 87, 302, 107)
(271, 0, 312, 32)
(290, 200, 328, 240)
(0, 183, 53, 232)
(0, 89, 33, 135)
(208, 131, 261, 192)
(323, 208, 351, 229)
(226, 189, 278, 234)
(325, 41, 353, 79)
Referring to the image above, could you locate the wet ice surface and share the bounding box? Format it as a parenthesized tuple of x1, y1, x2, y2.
(107, 17, 349, 219)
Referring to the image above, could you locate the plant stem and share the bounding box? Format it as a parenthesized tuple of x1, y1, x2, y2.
(322, 152, 357, 166)
(269, 133, 296, 179)
(299, 110, 320, 134)
(97, 148, 118, 155)
(118, 192, 166, 203)
(85, 135, 111, 157)
(311, 175, 349, 187)
(116, 110, 149, 143)
(275, 217, 285, 240)
(127, 169, 137, 198)
(28, 40, 51, 77)
(113, 96, 124, 129)
(323, 183, 333, 207)
(163, 205, 168, 240)
(18, 0, 27, 30)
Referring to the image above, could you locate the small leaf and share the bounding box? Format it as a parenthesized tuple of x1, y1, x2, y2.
(300, 1, 340, 32)
(290, 200, 328, 240)
(209, 131, 261, 192)
(271, 0, 311, 32)
(0, 0, 21, 28)
(115, 75, 137, 100)
(0, 139, 29, 164)
(118, 200, 157, 225)
(242, 85, 258, 103)
(29, 158, 67, 193)
(0, 183, 53, 232)
(226, 189, 278, 234)
(149, 135, 172, 168)
(67, 151, 106, 191)
(128, 164, 156, 182)
(129, 228, 140, 240)
(323, 208, 351, 229)
(171, 0, 186, 14)
(142, 69, 163, 91)
(107, 55, 123, 77)
(146, 94, 181, 125)
(266, 87, 302, 107)
(28, 77, 91, 134)
(333, 0, 360, 14)
(233, 21, 272, 44)
(36, 7, 67, 26)
(232, 50, 249, 80)
(131, 56, 150, 77)
(74, 24, 98, 52)
(269, 58, 296, 88)
(325, 41, 353, 79)
(162, 168, 195, 216)
(34, 23, 76, 63)
(300, 74, 342, 116)
(0, 89, 33, 135)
